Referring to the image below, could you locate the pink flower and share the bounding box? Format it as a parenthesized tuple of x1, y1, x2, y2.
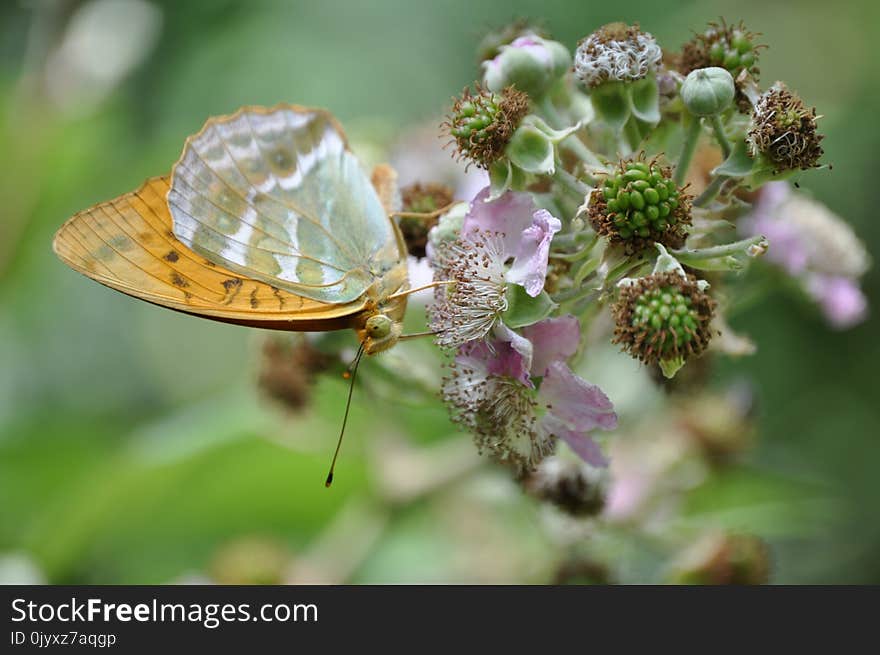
(462, 188, 561, 298)
(741, 182, 869, 329)
(429, 188, 562, 348)
(806, 274, 868, 329)
(442, 316, 617, 470)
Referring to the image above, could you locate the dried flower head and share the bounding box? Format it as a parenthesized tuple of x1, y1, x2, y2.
(747, 82, 824, 172)
(586, 157, 691, 253)
(398, 182, 454, 258)
(574, 22, 662, 88)
(523, 456, 606, 516)
(443, 84, 529, 169)
(444, 362, 551, 471)
(679, 19, 764, 111)
(257, 335, 332, 412)
(612, 271, 716, 366)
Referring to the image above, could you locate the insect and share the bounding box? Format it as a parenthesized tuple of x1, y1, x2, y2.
(53, 104, 445, 485)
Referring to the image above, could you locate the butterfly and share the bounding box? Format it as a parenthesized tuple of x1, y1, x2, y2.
(54, 104, 443, 484)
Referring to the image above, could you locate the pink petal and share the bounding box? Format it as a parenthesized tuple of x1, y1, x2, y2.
(462, 187, 538, 257)
(460, 325, 533, 387)
(506, 209, 562, 297)
(541, 414, 609, 468)
(539, 361, 617, 432)
(521, 315, 580, 376)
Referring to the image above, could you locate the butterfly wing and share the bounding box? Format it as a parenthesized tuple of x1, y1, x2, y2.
(167, 104, 404, 305)
(53, 175, 367, 331)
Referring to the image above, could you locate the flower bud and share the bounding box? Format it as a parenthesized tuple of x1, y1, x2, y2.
(443, 84, 529, 170)
(680, 67, 735, 116)
(585, 157, 691, 253)
(612, 270, 715, 368)
(574, 22, 662, 88)
(476, 19, 546, 62)
(679, 20, 763, 112)
(482, 35, 571, 98)
(747, 82, 824, 172)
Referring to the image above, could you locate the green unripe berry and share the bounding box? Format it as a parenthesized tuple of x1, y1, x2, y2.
(630, 190, 645, 210)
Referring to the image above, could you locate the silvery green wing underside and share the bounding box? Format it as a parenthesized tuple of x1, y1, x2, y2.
(167, 105, 401, 304)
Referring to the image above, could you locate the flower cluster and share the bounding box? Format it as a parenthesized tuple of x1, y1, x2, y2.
(399, 16, 865, 485)
(428, 189, 618, 471)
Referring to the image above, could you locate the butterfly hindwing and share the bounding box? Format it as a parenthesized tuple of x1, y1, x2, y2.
(167, 105, 401, 304)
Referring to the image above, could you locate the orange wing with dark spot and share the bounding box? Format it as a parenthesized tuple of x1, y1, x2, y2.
(53, 176, 367, 331)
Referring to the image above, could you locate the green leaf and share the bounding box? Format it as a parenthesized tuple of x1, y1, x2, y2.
(712, 139, 754, 177)
(590, 81, 631, 132)
(628, 75, 660, 124)
(502, 285, 556, 328)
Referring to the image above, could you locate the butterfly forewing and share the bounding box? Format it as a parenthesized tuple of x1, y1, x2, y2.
(53, 175, 369, 330)
(167, 105, 399, 304)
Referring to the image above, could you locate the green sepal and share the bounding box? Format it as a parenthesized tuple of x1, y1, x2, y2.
(659, 356, 685, 379)
(629, 75, 660, 124)
(712, 139, 754, 178)
(487, 159, 528, 201)
(507, 124, 556, 174)
(590, 81, 631, 132)
(747, 153, 800, 188)
(502, 285, 557, 328)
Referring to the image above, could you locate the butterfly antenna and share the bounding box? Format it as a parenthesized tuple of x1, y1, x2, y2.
(325, 343, 365, 488)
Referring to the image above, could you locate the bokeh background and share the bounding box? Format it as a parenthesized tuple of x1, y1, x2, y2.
(1, 0, 877, 584)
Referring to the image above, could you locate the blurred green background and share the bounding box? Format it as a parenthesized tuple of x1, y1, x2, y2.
(0, 0, 877, 584)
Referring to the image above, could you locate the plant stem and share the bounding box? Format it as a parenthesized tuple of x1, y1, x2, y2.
(536, 94, 565, 129)
(561, 134, 603, 169)
(554, 167, 590, 198)
(674, 114, 702, 187)
(709, 114, 732, 159)
(693, 175, 729, 207)
(670, 234, 768, 268)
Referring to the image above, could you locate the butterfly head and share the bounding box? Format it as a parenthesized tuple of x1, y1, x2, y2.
(359, 312, 403, 355)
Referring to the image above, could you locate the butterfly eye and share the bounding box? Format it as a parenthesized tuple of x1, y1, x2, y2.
(365, 314, 392, 339)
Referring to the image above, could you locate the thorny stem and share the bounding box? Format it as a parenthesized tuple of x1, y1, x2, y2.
(709, 114, 732, 159)
(674, 114, 702, 187)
